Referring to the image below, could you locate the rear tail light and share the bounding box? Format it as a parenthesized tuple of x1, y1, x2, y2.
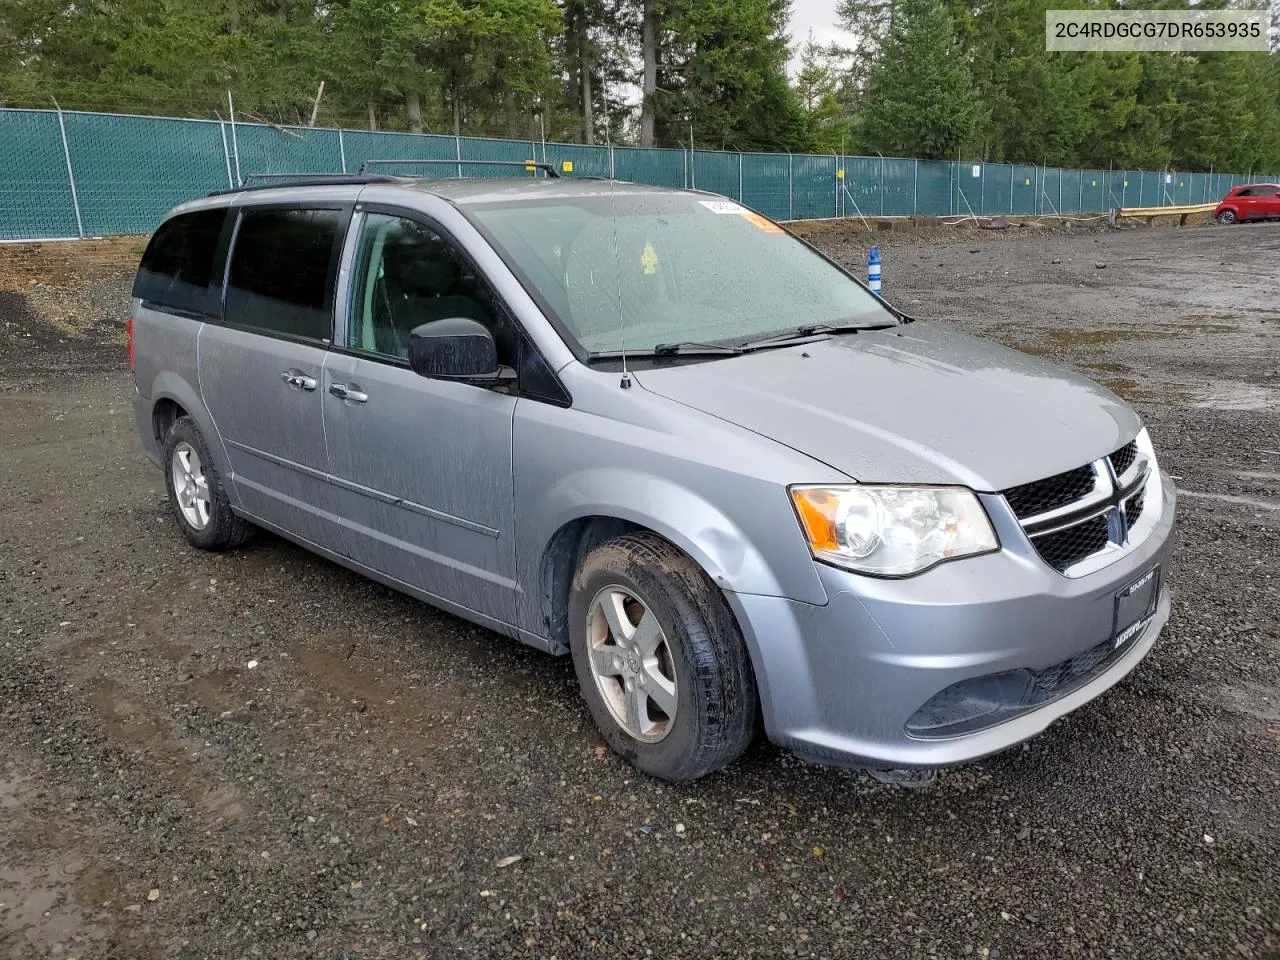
(127, 316, 135, 371)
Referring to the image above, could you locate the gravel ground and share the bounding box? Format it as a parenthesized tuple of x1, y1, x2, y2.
(1, 222, 1277, 960)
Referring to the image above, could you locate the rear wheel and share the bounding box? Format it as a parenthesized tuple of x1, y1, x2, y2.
(1217, 209, 1237, 224)
(568, 533, 758, 781)
(162, 416, 253, 551)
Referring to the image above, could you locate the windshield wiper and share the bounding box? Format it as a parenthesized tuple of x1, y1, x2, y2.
(741, 321, 897, 352)
(653, 341, 744, 356)
(586, 342, 744, 361)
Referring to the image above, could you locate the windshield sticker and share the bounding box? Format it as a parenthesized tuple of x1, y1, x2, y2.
(699, 199, 783, 232)
(698, 200, 746, 215)
(742, 211, 784, 233)
(641, 241, 659, 275)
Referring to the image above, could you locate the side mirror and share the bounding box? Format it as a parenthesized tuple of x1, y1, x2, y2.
(408, 317, 511, 384)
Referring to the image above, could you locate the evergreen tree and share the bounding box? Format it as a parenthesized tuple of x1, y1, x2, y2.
(643, 0, 810, 150)
(968, 0, 1092, 165)
(795, 34, 854, 153)
(854, 0, 985, 159)
(2, 0, 1277, 169)
(1170, 51, 1280, 172)
(557, 0, 632, 143)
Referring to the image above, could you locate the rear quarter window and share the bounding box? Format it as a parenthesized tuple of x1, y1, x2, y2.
(132, 209, 227, 316)
(224, 207, 343, 342)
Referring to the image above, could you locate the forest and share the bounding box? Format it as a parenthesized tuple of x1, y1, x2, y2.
(2, 0, 1278, 171)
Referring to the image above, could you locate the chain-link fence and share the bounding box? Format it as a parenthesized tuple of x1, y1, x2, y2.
(3, 106, 1276, 241)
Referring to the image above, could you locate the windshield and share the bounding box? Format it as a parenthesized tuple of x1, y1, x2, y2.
(467, 193, 897, 355)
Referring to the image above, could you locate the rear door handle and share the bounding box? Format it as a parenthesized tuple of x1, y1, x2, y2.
(328, 383, 368, 403)
(281, 370, 317, 391)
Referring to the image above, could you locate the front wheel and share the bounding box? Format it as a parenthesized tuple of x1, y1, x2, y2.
(568, 533, 758, 781)
(162, 416, 253, 551)
(1217, 209, 1237, 224)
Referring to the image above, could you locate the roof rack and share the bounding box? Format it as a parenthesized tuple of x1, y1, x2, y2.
(358, 158, 561, 178)
(207, 173, 404, 197)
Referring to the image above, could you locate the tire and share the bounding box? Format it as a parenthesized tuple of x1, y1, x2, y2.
(162, 416, 253, 551)
(1217, 209, 1237, 224)
(568, 532, 758, 781)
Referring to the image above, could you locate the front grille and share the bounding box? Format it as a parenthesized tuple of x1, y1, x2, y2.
(1030, 514, 1110, 572)
(1003, 465, 1096, 519)
(907, 632, 1137, 738)
(1109, 440, 1138, 477)
(1004, 441, 1157, 577)
(1125, 486, 1146, 527)
(1029, 635, 1120, 697)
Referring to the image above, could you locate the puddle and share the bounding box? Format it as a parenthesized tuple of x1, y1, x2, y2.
(73, 862, 121, 908)
(0, 771, 25, 815)
(0, 772, 108, 953)
(1190, 382, 1276, 411)
(1099, 377, 1140, 398)
(0, 861, 110, 954)
(0, 866, 65, 940)
(1050, 329, 1180, 347)
(89, 679, 170, 752)
(1171, 323, 1240, 334)
(196, 784, 247, 822)
(1176, 313, 1244, 332)
(1017, 329, 1183, 356)
(189, 666, 248, 715)
(87, 677, 249, 822)
(1180, 490, 1280, 513)
(1215, 682, 1280, 722)
(293, 646, 460, 759)
(1234, 470, 1280, 483)
(1093, 377, 1190, 404)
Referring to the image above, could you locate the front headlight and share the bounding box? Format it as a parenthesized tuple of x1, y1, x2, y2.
(790, 485, 999, 576)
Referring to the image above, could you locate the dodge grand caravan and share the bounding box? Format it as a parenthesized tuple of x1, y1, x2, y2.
(130, 170, 1176, 782)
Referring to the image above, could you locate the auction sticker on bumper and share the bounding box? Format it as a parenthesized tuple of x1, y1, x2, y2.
(1114, 566, 1159, 649)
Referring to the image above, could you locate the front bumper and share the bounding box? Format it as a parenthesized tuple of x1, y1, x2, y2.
(728, 473, 1177, 770)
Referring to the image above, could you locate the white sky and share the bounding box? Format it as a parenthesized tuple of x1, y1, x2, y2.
(616, 0, 850, 105)
(788, 0, 856, 72)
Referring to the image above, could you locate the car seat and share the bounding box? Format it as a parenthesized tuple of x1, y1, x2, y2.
(378, 239, 491, 357)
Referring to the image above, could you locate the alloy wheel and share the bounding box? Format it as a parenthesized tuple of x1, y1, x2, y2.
(585, 585, 679, 742)
(171, 441, 212, 530)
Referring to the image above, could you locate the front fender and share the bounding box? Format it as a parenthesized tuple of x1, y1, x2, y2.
(145, 369, 240, 508)
(515, 463, 833, 645)
(539, 467, 788, 595)
(511, 382, 847, 642)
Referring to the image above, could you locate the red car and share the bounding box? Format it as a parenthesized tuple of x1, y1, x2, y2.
(1214, 183, 1280, 224)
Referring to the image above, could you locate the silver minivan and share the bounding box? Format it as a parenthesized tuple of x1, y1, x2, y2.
(130, 171, 1176, 782)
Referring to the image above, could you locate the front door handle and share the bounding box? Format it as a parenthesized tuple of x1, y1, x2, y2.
(280, 370, 317, 391)
(328, 383, 368, 403)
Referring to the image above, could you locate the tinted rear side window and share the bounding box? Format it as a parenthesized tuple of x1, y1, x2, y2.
(225, 208, 343, 341)
(132, 209, 227, 316)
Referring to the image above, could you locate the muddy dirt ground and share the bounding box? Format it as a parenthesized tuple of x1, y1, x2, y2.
(2, 222, 1278, 960)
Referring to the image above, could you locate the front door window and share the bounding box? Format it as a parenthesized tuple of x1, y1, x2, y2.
(348, 213, 500, 361)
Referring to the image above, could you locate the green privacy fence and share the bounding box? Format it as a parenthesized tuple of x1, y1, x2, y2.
(2, 106, 1277, 241)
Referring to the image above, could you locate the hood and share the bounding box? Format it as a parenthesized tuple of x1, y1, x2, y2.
(631, 322, 1140, 492)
